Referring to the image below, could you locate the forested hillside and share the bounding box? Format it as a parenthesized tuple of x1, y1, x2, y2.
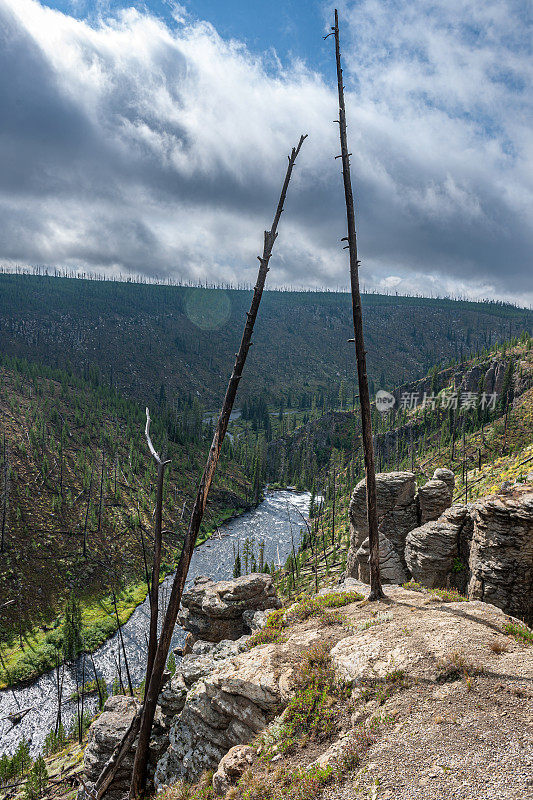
(1, 274, 531, 409)
(0, 356, 250, 686)
(269, 334, 533, 599)
(267, 334, 533, 493)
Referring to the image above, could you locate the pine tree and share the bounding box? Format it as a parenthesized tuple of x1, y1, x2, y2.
(167, 652, 176, 677)
(62, 591, 83, 661)
(24, 756, 48, 800)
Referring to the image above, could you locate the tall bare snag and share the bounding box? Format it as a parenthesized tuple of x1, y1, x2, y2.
(328, 9, 384, 599)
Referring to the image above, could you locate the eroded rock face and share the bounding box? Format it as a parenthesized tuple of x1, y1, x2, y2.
(468, 488, 533, 623)
(405, 505, 470, 589)
(346, 472, 417, 579)
(347, 469, 454, 583)
(418, 471, 455, 524)
(178, 574, 281, 642)
(82, 695, 140, 800)
(346, 467, 531, 621)
(154, 628, 320, 787)
(356, 534, 409, 585)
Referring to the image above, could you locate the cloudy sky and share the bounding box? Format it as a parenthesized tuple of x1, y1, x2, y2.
(1, 1, 531, 303)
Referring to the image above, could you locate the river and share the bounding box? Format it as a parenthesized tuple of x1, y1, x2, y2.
(0, 490, 311, 757)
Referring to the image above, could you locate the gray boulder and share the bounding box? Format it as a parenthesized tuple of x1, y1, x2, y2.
(179, 637, 250, 688)
(356, 534, 409, 585)
(82, 695, 140, 800)
(405, 505, 470, 589)
(178, 574, 281, 642)
(212, 745, 255, 796)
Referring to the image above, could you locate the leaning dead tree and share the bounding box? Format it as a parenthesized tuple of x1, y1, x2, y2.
(128, 133, 307, 798)
(91, 133, 307, 800)
(328, 9, 384, 599)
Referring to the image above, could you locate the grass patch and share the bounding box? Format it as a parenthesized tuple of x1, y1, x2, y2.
(357, 669, 409, 705)
(504, 622, 533, 644)
(260, 643, 347, 758)
(318, 609, 347, 626)
(245, 627, 288, 649)
(246, 592, 362, 651)
(286, 591, 364, 624)
(429, 588, 469, 603)
(489, 639, 508, 654)
(435, 652, 481, 684)
(402, 580, 468, 603)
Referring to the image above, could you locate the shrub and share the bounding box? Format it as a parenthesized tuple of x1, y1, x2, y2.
(436, 652, 480, 683)
(265, 643, 344, 756)
(489, 640, 508, 654)
(504, 622, 533, 644)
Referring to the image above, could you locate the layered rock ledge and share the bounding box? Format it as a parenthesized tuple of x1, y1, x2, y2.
(347, 469, 532, 623)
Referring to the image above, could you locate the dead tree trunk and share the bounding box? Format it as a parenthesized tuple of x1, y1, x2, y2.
(97, 453, 105, 534)
(329, 9, 383, 599)
(124, 134, 306, 800)
(143, 408, 170, 694)
(1, 434, 8, 554)
(112, 593, 134, 697)
(330, 465, 336, 546)
(82, 458, 95, 558)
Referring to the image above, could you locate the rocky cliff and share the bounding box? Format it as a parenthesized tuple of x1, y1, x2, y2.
(82, 577, 533, 800)
(346, 470, 533, 623)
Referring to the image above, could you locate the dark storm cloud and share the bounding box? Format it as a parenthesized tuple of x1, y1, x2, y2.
(0, 0, 531, 301)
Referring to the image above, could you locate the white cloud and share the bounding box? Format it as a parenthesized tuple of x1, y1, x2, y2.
(0, 0, 531, 304)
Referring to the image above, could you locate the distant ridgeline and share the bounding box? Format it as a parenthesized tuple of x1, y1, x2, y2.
(0, 273, 531, 409)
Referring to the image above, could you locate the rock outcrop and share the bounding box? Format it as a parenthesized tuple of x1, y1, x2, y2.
(82, 695, 140, 800)
(81, 575, 284, 798)
(418, 469, 455, 524)
(154, 627, 320, 788)
(178, 573, 281, 642)
(405, 505, 472, 590)
(347, 469, 454, 584)
(347, 471, 418, 557)
(347, 468, 532, 623)
(468, 488, 533, 623)
(346, 471, 418, 581)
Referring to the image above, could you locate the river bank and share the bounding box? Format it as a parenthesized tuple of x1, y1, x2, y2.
(0, 490, 311, 757)
(0, 503, 250, 691)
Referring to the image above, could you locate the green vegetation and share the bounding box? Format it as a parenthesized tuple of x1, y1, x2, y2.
(272, 643, 342, 751)
(402, 581, 469, 603)
(23, 756, 48, 800)
(246, 591, 363, 650)
(1, 274, 530, 412)
(0, 732, 88, 800)
(504, 622, 533, 644)
(0, 354, 251, 687)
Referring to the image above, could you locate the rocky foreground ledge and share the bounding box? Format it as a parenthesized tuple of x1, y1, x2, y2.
(81, 573, 532, 800)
